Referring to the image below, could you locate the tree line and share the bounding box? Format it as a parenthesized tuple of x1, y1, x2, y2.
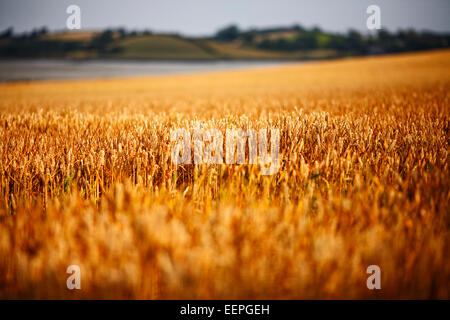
(214, 24, 450, 54)
(0, 24, 448, 59)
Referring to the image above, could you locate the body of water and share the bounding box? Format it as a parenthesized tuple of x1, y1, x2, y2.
(0, 59, 288, 82)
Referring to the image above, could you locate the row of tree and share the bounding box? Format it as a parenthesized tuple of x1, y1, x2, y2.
(0, 28, 126, 57)
(0, 25, 448, 58)
(214, 25, 450, 54)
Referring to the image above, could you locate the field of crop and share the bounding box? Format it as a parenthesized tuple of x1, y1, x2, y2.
(0, 50, 448, 299)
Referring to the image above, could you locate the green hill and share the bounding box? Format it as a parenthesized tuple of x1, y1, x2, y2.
(110, 35, 215, 60)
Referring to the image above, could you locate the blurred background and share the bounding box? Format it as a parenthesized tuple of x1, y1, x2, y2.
(0, 0, 449, 81)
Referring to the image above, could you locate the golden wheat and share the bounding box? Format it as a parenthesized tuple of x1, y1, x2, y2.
(0, 50, 448, 299)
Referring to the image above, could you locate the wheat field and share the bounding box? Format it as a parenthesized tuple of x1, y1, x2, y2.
(0, 50, 448, 299)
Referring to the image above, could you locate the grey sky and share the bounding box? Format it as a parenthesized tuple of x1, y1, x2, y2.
(0, 0, 449, 35)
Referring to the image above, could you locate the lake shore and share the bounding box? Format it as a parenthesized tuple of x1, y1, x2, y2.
(0, 59, 293, 82)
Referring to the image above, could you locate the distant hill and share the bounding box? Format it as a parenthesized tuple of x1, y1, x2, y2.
(0, 25, 448, 60)
(111, 35, 215, 60)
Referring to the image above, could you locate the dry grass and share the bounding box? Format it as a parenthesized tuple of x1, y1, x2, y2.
(0, 50, 448, 299)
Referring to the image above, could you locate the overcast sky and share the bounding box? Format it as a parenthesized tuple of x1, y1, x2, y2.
(1, 0, 449, 35)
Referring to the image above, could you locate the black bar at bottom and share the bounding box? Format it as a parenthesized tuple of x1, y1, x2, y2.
(0, 300, 446, 318)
